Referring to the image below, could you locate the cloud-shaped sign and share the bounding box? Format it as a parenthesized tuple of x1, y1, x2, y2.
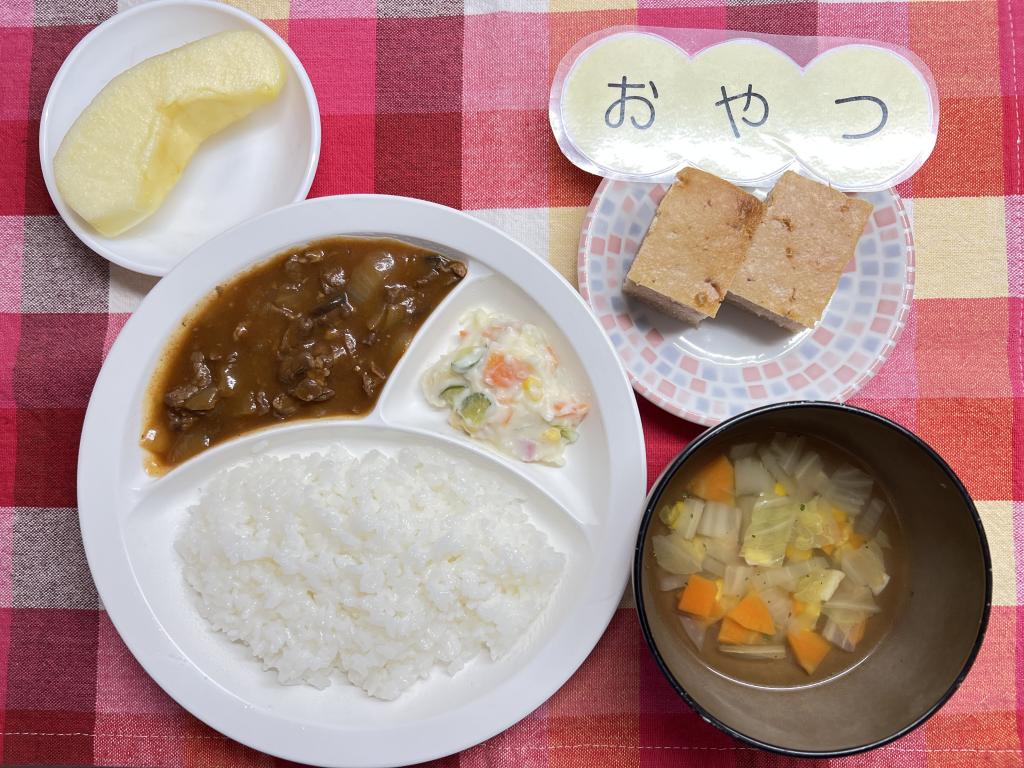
(551, 30, 937, 191)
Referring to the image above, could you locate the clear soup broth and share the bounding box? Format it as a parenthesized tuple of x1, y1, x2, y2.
(651, 433, 908, 688)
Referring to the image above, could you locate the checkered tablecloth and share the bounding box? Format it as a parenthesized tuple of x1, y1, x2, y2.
(0, 0, 1021, 763)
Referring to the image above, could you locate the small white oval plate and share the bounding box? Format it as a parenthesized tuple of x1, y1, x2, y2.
(578, 179, 914, 426)
(78, 195, 646, 767)
(39, 0, 321, 276)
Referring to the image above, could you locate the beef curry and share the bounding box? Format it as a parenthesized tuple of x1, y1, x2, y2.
(141, 236, 466, 471)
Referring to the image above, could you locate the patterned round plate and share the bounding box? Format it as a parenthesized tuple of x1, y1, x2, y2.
(578, 179, 914, 426)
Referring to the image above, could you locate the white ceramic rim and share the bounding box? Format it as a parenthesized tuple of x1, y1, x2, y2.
(38, 0, 322, 277)
(78, 195, 647, 767)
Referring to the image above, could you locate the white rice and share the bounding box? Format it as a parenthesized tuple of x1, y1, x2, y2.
(176, 447, 565, 700)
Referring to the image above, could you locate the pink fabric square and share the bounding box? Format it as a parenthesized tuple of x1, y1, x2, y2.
(0, 608, 9, 744)
(1006, 195, 1023, 298)
(310, 114, 375, 198)
(93, 712, 193, 768)
(103, 314, 130, 361)
(461, 109, 549, 209)
(0, 29, 32, 119)
(0, 218, 22, 313)
(0, 314, 20, 406)
(817, 3, 911, 49)
(0, 0, 30, 25)
(290, 0, 375, 18)
(836, 365, 856, 383)
(550, 611, 641, 717)
(95, 613, 180, 715)
(0, 509, 13, 608)
(637, 5, 728, 28)
(463, 13, 549, 111)
(813, 327, 835, 345)
(939, 606, 1016, 714)
(0, 410, 12, 508)
(376, 16, 464, 114)
(874, 206, 898, 228)
(462, 707, 551, 768)
(289, 18, 376, 116)
(878, 299, 899, 316)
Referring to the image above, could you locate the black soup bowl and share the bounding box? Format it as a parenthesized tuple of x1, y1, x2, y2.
(632, 402, 991, 756)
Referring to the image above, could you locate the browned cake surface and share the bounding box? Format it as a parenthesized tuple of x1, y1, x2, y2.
(624, 167, 764, 323)
(728, 171, 873, 329)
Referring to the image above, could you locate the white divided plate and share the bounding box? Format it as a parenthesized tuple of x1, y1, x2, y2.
(39, 0, 320, 276)
(78, 195, 647, 767)
(578, 179, 915, 426)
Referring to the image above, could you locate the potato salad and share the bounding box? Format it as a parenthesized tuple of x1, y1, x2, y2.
(423, 309, 590, 465)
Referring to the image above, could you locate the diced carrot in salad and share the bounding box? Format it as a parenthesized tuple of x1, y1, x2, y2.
(483, 352, 532, 389)
(422, 309, 590, 467)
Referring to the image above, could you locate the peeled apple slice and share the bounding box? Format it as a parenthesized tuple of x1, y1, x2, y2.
(54, 30, 286, 237)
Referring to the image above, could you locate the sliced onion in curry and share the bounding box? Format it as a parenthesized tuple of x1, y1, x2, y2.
(140, 236, 466, 473)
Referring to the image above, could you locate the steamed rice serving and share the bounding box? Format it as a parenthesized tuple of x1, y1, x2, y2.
(176, 447, 565, 700)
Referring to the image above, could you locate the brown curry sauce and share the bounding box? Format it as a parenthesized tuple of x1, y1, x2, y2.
(141, 236, 466, 471)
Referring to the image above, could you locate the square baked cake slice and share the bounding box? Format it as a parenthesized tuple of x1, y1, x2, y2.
(623, 167, 764, 325)
(727, 171, 874, 331)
